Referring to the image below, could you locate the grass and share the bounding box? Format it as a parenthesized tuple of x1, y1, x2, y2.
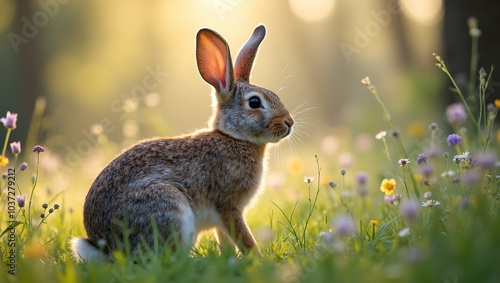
(1, 20, 500, 282)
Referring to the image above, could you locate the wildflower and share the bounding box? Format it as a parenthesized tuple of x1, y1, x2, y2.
(420, 163, 433, 177)
(340, 169, 346, 176)
(453, 151, 469, 163)
(462, 171, 482, 186)
(303, 176, 315, 183)
(423, 191, 432, 199)
(384, 193, 401, 205)
(443, 152, 449, 159)
(476, 152, 497, 169)
(332, 214, 356, 237)
(445, 103, 467, 126)
(16, 195, 26, 207)
(369, 220, 377, 226)
(428, 122, 438, 131)
(0, 111, 18, 129)
(401, 198, 419, 220)
(0, 156, 9, 166)
(318, 230, 335, 244)
(423, 179, 430, 186)
(469, 27, 482, 37)
(328, 181, 338, 188)
(54, 204, 60, 210)
(375, 131, 387, 140)
(10, 141, 21, 154)
(356, 172, 368, 197)
(495, 99, 500, 108)
(32, 145, 45, 153)
(422, 199, 441, 207)
(380, 178, 396, 195)
(40, 213, 45, 219)
(49, 208, 54, 214)
(42, 203, 48, 209)
(447, 134, 462, 146)
(398, 227, 410, 237)
(451, 178, 461, 184)
(356, 172, 368, 185)
(467, 157, 477, 168)
(398, 158, 410, 166)
(416, 153, 428, 164)
(361, 76, 372, 86)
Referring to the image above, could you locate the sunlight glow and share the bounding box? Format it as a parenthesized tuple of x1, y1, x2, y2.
(400, 0, 443, 25)
(289, 0, 336, 23)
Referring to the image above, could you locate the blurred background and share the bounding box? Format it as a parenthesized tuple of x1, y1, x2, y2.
(0, 0, 499, 201)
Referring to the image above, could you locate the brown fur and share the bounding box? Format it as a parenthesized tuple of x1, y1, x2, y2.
(74, 25, 293, 258)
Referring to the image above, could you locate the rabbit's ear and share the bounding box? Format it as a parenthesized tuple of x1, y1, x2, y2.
(196, 28, 234, 96)
(234, 25, 266, 82)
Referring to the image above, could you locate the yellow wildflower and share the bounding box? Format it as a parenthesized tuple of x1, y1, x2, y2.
(0, 155, 9, 166)
(369, 220, 378, 226)
(380, 178, 396, 195)
(494, 99, 500, 108)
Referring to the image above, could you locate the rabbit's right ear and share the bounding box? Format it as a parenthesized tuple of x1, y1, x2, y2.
(196, 28, 234, 100)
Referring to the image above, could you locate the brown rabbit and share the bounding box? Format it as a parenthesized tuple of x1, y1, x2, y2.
(71, 25, 294, 260)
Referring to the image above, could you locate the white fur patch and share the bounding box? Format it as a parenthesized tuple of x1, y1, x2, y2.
(178, 203, 196, 246)
(70, 237, 103, 262)
(195, 206, 223, 232)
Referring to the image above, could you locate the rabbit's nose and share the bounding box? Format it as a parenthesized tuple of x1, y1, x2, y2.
(284, 113, 294, 128)
(283, 114, 294, 136)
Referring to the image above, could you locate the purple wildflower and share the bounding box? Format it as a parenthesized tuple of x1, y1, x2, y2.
(20, 162, 28, 171)
(445, 103, 467, 126)
(420, 163, 433, 177)
(32, 145, 45, 153)
(462, 171, 482, 186)
(356, 172, 368, 197)
(16, 195, 26, 207)
(416, 153, 428, 164)
(0, 111, 18, 129)
(447, 134, 462, 146)
(332, 214, 356, 237)
(401, 198, 419, 221)
(10, 141, 21, 154)
(476, 152, 497, 169)
(356, 172, 368, 185)
(384, 193, 402, 204)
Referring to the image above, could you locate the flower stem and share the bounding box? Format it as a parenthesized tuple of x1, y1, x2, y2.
(27, 152, 41, 237)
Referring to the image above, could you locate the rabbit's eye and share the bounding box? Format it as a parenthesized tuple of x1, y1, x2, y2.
(248, 96, 262, 109)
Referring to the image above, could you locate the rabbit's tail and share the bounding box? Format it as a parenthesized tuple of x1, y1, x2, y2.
(70, 237, 104, 261)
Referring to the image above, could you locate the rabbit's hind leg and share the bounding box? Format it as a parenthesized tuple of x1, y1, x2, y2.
(126, 182, 196, 253)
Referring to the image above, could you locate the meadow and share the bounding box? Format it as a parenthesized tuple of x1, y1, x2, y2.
(1, 22, 500, 283)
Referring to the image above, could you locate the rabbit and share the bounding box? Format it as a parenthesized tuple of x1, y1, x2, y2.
(71, 24, 294, 261)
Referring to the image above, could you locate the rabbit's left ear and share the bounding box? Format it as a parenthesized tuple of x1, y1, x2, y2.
(196, 28, 234, 96)
(234, 25, 266, 82)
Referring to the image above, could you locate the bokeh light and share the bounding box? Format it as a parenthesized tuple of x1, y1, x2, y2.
(400, 0, 444, 25)
(288, 0, 336, 22)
